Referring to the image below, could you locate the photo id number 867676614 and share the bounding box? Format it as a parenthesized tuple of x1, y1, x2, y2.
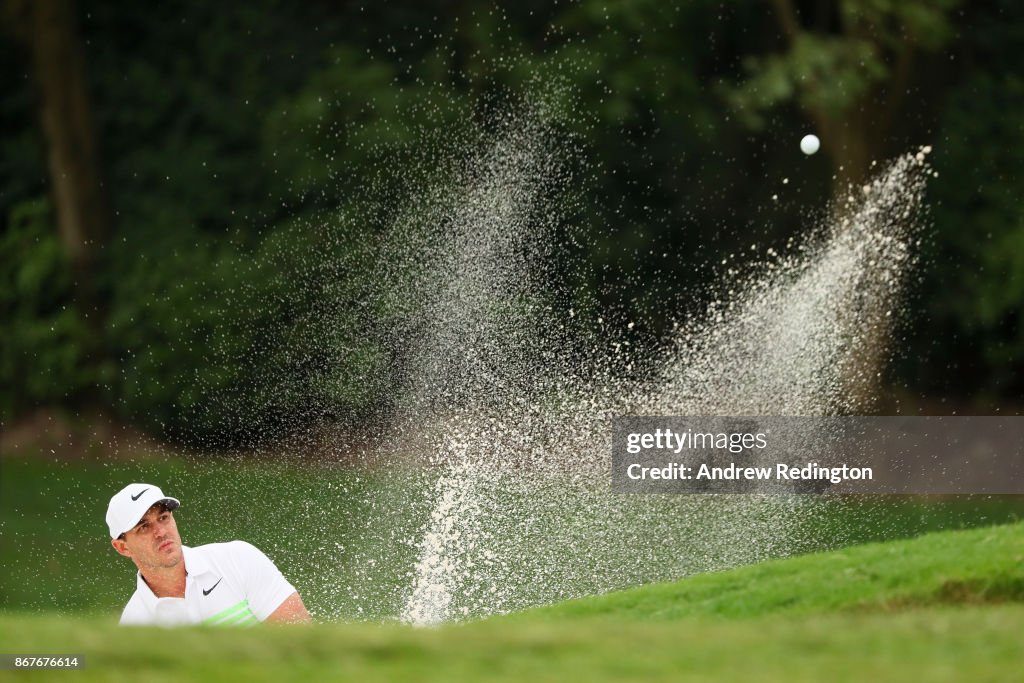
(1, 655, 84, 669)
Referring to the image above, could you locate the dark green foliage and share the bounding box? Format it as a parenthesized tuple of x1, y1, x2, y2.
(0, 199, 96, 415)
(1, 0, 1023, 446)
(894, 0, 1024, 402)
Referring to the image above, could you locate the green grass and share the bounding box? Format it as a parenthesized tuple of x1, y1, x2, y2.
(519, 520, 1024, 620)
(0, 522, 1022, 682)
(3, 453, 1024, 681)
(0, 607, 1022, 682)
(3, 453, 1024, 619)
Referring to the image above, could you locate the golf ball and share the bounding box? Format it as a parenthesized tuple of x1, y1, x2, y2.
(800, 134, 820, 155)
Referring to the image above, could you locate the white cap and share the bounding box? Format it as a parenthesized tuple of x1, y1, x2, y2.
(106, 483, 180, 539)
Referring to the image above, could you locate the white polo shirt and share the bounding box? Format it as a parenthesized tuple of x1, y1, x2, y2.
(119, 541, 297, 626)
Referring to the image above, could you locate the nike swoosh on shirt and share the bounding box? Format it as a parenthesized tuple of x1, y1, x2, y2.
(203, 578, 223, 596)
(130, 488, 150, 501)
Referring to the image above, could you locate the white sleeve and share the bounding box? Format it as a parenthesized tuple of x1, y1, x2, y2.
(229, 541, 298, 621)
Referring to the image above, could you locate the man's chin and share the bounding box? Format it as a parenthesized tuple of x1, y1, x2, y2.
(158, 545, 183, 565)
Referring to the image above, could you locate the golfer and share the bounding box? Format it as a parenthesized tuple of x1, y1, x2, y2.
(106, 483, 311, 626)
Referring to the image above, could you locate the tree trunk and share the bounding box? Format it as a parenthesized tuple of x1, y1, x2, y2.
(769, 0, 901, 415)
(29, 0, 109, 308)
(27, 0, 111, 397)
(818, 112, 890, 415)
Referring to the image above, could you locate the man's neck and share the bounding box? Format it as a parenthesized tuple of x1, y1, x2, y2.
(140, 564, 187, 598)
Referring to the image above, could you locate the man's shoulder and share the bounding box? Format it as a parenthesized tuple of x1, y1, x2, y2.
(189, 540, 261, 559)
(189, 540, 288, 596)
(187, 540, 271, 574)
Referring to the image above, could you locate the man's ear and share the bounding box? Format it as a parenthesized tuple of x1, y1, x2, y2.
(112, 537, 132, 558)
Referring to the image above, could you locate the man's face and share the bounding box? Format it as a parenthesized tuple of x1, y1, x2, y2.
(111, 505, 183, 571)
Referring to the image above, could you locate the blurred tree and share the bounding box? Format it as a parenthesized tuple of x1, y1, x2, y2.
(723, 0, 963, 412)
(895, 0, 1024, 406)
(4, 0, 112, 403)
(2, 0, 1021, 447)
(0, 198, 95, 417)
(12, 0, 109, 327)
(268, 0, 801, 339)
(727, 0, 959, 190)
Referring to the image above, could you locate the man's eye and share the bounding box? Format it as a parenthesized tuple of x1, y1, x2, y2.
(139, 524, 149, 532)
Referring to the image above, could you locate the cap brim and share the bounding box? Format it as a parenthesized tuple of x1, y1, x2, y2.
(112, 493, 181, 538)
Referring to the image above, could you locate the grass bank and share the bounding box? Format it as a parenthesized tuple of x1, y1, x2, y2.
(0, 522, 1021, 682)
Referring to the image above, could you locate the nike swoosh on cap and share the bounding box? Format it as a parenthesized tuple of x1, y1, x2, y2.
(130, 488, 150, 501)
